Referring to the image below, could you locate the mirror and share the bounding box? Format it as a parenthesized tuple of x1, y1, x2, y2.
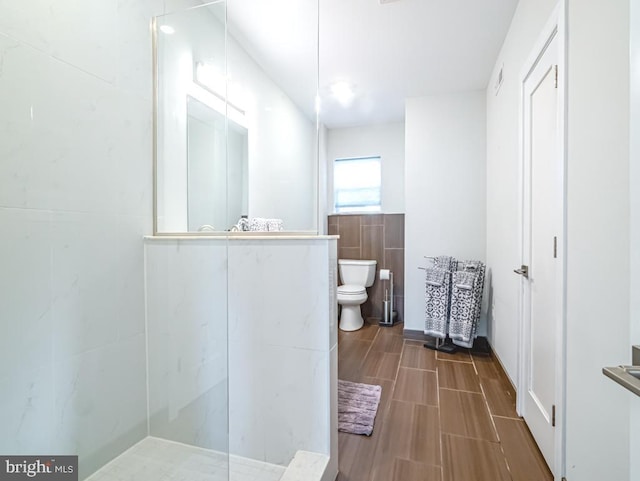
(186, 96, 248, 232)
(154, 0, 319, 234)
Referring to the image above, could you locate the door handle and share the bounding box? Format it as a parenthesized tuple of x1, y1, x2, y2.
(513, 265, 529, 278)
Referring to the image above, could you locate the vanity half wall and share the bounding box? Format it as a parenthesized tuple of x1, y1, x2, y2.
(144, 235, 338, 478)
(328, 213, 405, 322)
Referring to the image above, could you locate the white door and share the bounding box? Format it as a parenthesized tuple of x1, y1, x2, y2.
(518, 32, 561, 474)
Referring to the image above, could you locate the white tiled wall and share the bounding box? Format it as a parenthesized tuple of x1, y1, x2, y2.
(227, 239, 337, 466)
(144, 237, 338, 471)
(145, 239, 229, 452)
(0, 0, 197, 478)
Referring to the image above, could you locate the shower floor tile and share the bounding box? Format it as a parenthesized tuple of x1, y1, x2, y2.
(85, 437, 286, 481)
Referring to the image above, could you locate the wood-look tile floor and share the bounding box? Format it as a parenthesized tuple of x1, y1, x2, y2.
(336, 322, 553, 481)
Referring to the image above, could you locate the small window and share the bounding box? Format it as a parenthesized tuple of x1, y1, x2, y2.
(334, 156, 381, 213)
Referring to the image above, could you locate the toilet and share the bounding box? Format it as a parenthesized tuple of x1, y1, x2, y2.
(337, 259, 377, 331)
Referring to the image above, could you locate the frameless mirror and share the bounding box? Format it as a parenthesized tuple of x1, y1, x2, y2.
(186, 96, 248, 232)
(154, 0, 319, 234)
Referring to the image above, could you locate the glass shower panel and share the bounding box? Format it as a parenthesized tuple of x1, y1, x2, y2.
(226, 0, 320, 233)
(154, 0, 320, 234)
(155, 1, 230, 234)
(150, 3, 230, 481)
(145, 238, 230, 481)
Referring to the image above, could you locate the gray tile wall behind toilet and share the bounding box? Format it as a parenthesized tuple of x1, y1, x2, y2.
(329, 214, 405, 322)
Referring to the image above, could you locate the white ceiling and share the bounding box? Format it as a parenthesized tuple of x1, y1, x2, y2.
(227, 0, 518, 129)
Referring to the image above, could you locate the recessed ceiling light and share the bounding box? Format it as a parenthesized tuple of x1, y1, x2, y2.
(159, 25, 175, 35)
(330, 81, 355, 106)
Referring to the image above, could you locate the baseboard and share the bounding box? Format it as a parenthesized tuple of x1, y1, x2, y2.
(489, 344, 517, 393)
(402, 329, 429, 341)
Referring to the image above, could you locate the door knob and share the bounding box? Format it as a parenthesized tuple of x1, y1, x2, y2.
(513, 265, 529, 278)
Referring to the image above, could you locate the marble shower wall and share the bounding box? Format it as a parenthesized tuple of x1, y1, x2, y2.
(144, 237, 338, 475)
(0, 0, 203, 478)
(227, 238, 337, 472)
(328, 214, 405, 322)
(145, 239, 229, 452)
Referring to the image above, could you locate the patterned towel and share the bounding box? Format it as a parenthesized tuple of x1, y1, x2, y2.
(249, 217, 269, 231)
(449, 271, 477, 344)
(424, 267, 451, 339)
(266, 219, 283, 231)
(463, 260, 481, 271)
(249, 217, 284, 232)
(434, 255, 456, 271)
(454, 271, 475, 290)
(425, 268, 445, 286)
(450, 262, 485, 348)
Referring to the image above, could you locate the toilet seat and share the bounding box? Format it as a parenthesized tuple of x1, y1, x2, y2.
(337, 284, 366, 296)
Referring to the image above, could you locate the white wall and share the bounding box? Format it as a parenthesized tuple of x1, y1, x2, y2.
(631, 1, 640, 478)
(229, 27, 318, 230)
(487, 2, 634, 479)
(0, 0, 165, 477)
(485, 0, 557, 384)
(404, 91, 486, 333)
(326, 122, 405, 213)
(565, 2, 631, 480)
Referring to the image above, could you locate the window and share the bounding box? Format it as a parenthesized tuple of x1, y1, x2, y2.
(334, 156, 381, 213)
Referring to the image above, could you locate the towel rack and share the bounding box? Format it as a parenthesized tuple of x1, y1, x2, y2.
(420, 255, 485, 354)
(422, 257, 479, 271)
(418, 266, 455, 274)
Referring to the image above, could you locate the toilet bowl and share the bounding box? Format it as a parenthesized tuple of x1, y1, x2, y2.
(337, 285, 368, 331)
(337, 259, 377, 331)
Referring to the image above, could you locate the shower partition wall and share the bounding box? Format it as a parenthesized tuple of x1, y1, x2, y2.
(142, 236, 338, 481)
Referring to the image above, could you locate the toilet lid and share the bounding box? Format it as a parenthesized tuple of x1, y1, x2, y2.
(338, 284, 366, 295)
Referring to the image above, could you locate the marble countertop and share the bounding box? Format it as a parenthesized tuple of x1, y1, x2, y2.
(145, 234, 339, 241)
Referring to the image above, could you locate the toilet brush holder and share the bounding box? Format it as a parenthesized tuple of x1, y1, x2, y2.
(379, 269, 396, 326)
(382, 299, 391, 324)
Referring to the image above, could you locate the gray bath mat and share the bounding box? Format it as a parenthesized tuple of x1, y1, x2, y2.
(338, 379, 382, 436)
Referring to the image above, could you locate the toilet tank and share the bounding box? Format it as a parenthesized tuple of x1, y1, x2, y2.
(338, 259, 377, 287)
